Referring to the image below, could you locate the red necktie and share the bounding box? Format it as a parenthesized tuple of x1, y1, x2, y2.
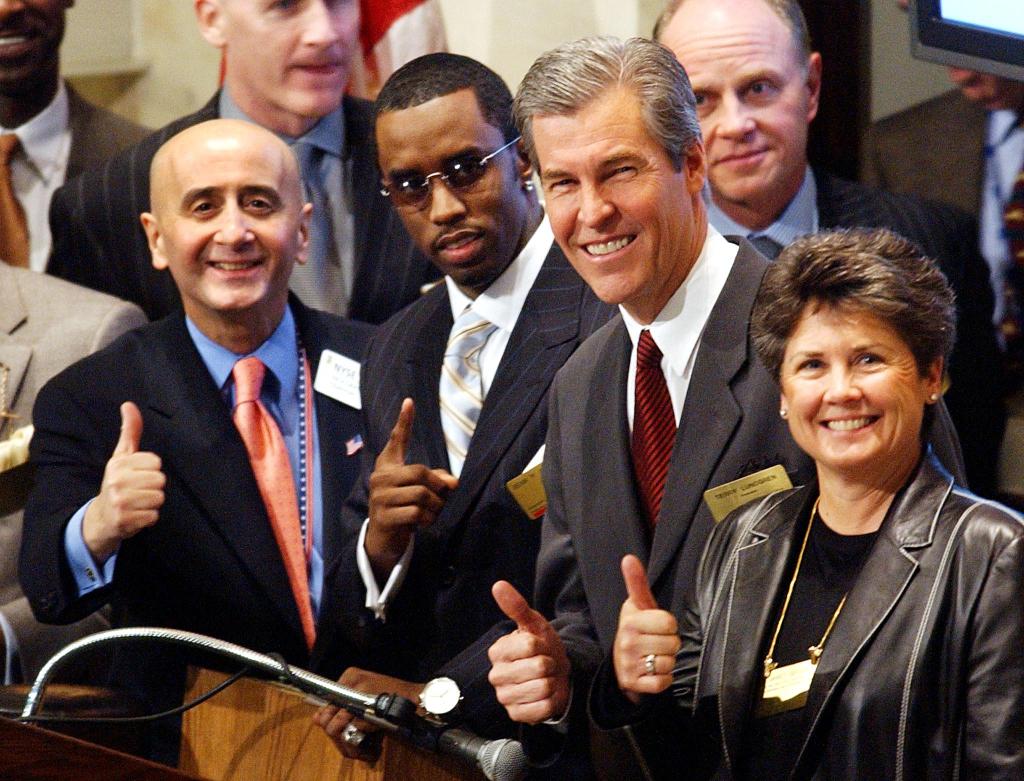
(232, 357, 315, 650)
(632, 330, 677, 526)
(0, 134, 29, 268)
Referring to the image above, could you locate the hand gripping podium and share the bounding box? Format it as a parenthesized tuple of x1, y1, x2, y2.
(180, 667, 481, 781)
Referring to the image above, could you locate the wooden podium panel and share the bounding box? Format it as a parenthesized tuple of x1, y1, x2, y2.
(0, 718, 203, 781)
(179, 668, 481, 781)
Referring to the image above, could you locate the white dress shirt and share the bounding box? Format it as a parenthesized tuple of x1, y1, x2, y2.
(358, 217, 554, 619)
(1, 83, 71, 272)
(621, 225, 737, 429)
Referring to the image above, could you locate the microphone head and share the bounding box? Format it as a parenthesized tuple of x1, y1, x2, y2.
(477, 737, 528, 781)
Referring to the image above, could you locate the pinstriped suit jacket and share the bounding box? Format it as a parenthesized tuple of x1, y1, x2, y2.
(65, 86, 149, 181)
(325, 243, 614, 735)
(815, 169, 1004, 496)
(46, 93, 437, 324)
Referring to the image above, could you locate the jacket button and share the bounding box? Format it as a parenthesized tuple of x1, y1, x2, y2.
(440, 565, 456, 587)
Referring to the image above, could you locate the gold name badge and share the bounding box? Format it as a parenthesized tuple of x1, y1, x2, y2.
(506, 463, 546, 519)
(704, 465, 793, 523)
(755, 659, 815, 718)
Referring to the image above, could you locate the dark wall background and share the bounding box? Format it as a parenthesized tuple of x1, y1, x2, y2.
(801, 1, 870, 180)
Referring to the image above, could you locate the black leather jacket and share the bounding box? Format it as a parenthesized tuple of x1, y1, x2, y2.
(593, 453, 1024, 780)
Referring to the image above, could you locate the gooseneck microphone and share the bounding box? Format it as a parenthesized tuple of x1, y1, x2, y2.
(21, 627, 527, 781)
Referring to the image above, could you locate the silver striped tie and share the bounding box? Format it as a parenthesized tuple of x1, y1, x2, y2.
(439, 308, 497, 477)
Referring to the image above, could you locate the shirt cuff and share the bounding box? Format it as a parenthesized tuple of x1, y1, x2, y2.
(64, 499, 117, 596)
(356, 518, 414, 621)
(542, 680, 573, 733)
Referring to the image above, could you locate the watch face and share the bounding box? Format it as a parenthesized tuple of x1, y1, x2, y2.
(422, 677, 461, 715)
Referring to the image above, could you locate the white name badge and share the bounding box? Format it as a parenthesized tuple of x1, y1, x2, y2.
(313, 350, 361, 409)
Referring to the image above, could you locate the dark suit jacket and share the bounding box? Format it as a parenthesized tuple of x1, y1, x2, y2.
(862, 90, 986, 218)
(326, 244, 614, 736)
(592, 454, 1024, 780)
(47, 93, 436, 323)
(20, 299, 371, 687)
(815, 169, 1004, 496)
(65, 85, 149, 181)
(536, 239, 965, 714)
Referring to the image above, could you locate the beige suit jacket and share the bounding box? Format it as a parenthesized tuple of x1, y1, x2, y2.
(0, 265, 145, 682)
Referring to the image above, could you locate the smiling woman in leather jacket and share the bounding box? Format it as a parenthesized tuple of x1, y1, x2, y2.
(592, 228, 1024, 780)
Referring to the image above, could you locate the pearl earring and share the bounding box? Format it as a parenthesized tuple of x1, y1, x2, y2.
(779, 408, 788, 419)
(523, 180, 535, 192)
(928, 392, 939, 403)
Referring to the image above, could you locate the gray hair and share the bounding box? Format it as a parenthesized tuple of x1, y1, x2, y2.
(653, 0, 812, 65)
(751, 228, 956, 384)
(513, 35, 701, 172)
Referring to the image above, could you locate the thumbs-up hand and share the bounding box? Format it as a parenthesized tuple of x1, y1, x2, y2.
(82, 402, 166, 563)
(365, 398, 458, 578)
(613, 555, 680, 704)
(487, 580, 571, 724)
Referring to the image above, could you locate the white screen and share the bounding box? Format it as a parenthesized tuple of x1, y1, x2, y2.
(940, 0, 1024, 37)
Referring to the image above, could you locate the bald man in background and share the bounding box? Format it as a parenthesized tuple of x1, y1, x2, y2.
(47, 0, 435, 322)
(21, 119, 371, 762)
(655, 0, 1004, 495)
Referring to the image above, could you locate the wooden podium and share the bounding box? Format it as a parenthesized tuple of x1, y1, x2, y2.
(179, 668, 482, 781)
(0, 717, 202, 781)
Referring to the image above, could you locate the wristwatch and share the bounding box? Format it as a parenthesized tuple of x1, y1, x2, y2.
(420, 676, 462, 719)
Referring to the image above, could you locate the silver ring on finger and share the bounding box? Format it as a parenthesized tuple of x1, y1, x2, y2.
(342, 723, 366, 748)
(643, 653, 657, 676)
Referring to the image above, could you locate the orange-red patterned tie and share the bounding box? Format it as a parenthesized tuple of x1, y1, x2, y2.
(632, 330, 677, 526)
(232, 356, 315, 650)
(0, 134, 29, 268)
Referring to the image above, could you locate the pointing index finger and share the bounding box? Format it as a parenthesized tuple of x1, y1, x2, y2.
(379, 398, 414, 466)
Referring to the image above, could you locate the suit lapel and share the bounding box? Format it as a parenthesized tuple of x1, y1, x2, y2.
(647, 245, 765, 586)
(346, 96, 395, 303)
(141, 318, 302, 639)
(436, 249, 585, 534)
(717, 490, 809, 770)
(582, 321, 650, 566)
(795, 459, 950, 767)
(0, 272, 30, 429)
(407, 291, 452, 470)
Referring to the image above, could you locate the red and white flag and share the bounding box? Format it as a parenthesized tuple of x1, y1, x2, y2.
(350, 0, 448, 99)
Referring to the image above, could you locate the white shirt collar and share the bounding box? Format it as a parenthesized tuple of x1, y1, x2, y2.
(1, 81, 69, 184)
(620, 225, 737, 380)
(445, 215, 553, 333)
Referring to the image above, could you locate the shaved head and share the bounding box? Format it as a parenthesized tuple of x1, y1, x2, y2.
(149, 119, 303, 217)
(141, 118, 311, 353)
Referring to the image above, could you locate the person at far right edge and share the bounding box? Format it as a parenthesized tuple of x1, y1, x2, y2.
(593, 228, 1024, 780)
(655, 0, 1005, 496)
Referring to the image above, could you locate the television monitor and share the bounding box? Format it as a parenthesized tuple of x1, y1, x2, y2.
(910, 0, 1024, 81)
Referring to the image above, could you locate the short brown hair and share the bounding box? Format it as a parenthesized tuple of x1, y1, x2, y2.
(751, 228, 956, 382)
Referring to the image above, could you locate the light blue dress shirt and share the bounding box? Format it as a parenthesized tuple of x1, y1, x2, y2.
(707, 164, 819, 246)
(64, 307, 325, 616)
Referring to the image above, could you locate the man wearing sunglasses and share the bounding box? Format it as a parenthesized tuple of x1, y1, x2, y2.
(313, 52, 613, 755)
